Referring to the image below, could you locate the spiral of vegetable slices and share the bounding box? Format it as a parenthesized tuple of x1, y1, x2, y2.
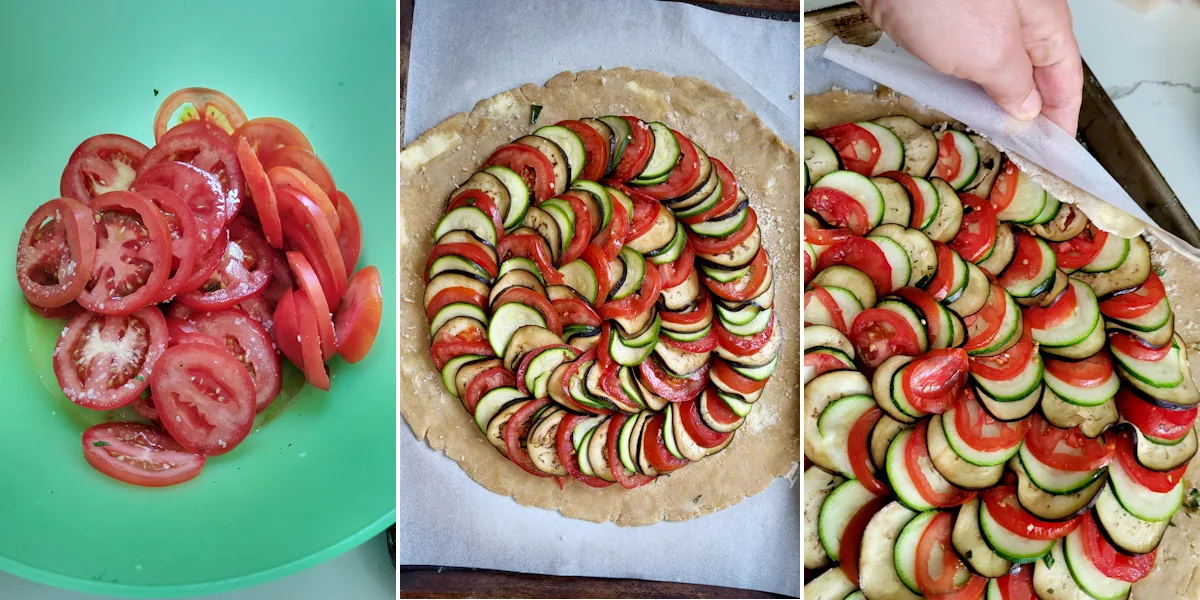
(803, 116, 1195, 600)
(424, 116, 779, 489)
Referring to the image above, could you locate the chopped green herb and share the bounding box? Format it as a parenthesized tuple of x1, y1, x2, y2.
(153, 89, 159, 97)
(1043, 553, 1055, 569)
(1186, 488, 1200, 516)
(1155, 264, 1167, 276)
(93, 441, 111, 447)
(531, 104, 543, 125)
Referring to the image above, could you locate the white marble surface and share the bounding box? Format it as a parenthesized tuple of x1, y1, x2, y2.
(0, 535, 394, 600)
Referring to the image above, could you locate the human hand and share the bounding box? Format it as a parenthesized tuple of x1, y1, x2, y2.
(857, 0, 1084, 135)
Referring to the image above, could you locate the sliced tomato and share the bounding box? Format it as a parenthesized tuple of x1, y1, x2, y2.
(915, 512, 972, 595)
(926, 242, 958, 301)
(1024, 413, 1115, 471)
(429, 340, 492, 371)
(493, 286, 561, 336)
(607, 414, 655, 489)
(963, 283, 1009, 352)
(330, 266, 383, 364)
(278, 186, 348, 305)
(497, 232, 564, 285)
(138, 121, 245, 212)
(1080, 512, 1156, 582)
(1043, 351, 1114, 389)
(660, 288, 712, 327)
(132, 393, 160, 423)
(176, 218, 273, 311)
(642, 412, 689, 473)
(1024, 279, 1077, 330)
(893, 289, 944, 343)
(951, 194, 998, 263)
(992, 564, 1035, 600)
(803, 219, 856, 247)
(816, 237, 893, 294)
(839, 495, 891, 585)
(849, 406, 890, 495)
(1109, 330, 1171, 361)
(662, 327, 717, 354)
(557, 120, 609, 182)
(988, 160, 1019, 213)
(639, 357, 709, 403)
(805, 286, 846, 332)
(503, 397, 552, 478)
(269, 165, 340, 235)
(1115, 387, 1197, 442)
(556, 193, 593, 265)
(462, 366, 515, 414)
(232, 116, 313, 155)
(906, 419, 976, 507)
(704, 248, 769, 303)
(610, 117, 654, 183)
(236, 136, 282, 248)
(273, 289, 305, 369)
(333, 191, 363, 274)
(658, 238, 695, 289)
(981, 484, 1081, 540)
(178, 228, 228, 295)
(1099, 272, 1165, 320)
(970, 320, 1034, 380)
(153, 87, 247, 142)
(426, 286, 483, 320)
(814, 123, 880, 176)
(287, 251, 337, 362)
(554, 297, 602, 328)
(595, 262, 661, 321)
(715, 311, 774, 357)
(556, 414, 614, 487)
(952, 389, 1029, 452)
(688, 208, 758, 256)
(936, 131, 962, 182)
(639, 129, 703, 200)
(1051, 225, 1108, 271)
(880, 171, 926, 228)
(54, 307, 168, 410)
(902, 348, 969, 413)
(625, 190, 660, 241)
(78, 191, 171, 315)
(82, 422, 205, 487)
(29, 300, 83, 321)
(60, 134, 149, 204)
(425, 242, 498, 281)
(260, 146, 336, 198)
(292, 289, 331, 390)
(804, 351, 853, 381)
(16, 197, 96, 308)
(187, 309, 282, 413)
(680, 158, 739, 226)
(806, 187, 872, 236)
(592, 193, 629, 261)
(133, 161, 229, 253)
(131, 184, 200, 303)
(679, 397, 732, 448)
(151, 342, 256, 455)
(1000, 232, 1047, 288)
(485, 143, 556, 202)
(850, 308, 923, 370)
(711, 357, 768, 394)
(1114, 429, 1187, 493)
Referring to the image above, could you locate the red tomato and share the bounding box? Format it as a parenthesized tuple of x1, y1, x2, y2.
(906, 419, 976, 507)
(493, 286, 561, 336)
(176, 218, 273, 311)
(711, 357, 768, 394)
(1024, 279, 1077, 330)
(660, 288, 712, 327)
(937, 131, 962, 182)
(680, 159, 739, 226)
(1044, 351, 1114, 389)
(638, 129, 703, 200)
(1000, 232, 1046, 287)
(688, 208, 758, 256)
(1109, 330, 1171, 361)
(662, 328, 718, 354)
(54, 307, 168, 410)
(260, 146, 337, 198)
(333, 265, 383, 362)
(838, 495, 892, 585)
(880, 171, 927, 227)
(333, 191, 363, 274)
(850, 308, 923, 370)
(703, 248, 769, 303)
(1051, 226, 1108, 271)
(678, 397, 732, 448)
(1099, 272, 1165, 320)
(952, 389, 1029, 452)
(78, 191, 171, 315)
(1080, 512, 1156, 582)
(426, 286, 483, 321)
(804, 351, 853, 382)
(892, 288, 943, 343)
(988, 160, 1019, 213)
(992, 564, 1035, 600)
(179, 228, 229, 295)
(963, 283, 1009, 353)
(806, 286, 846, 332)
(715, 311, 775, 357)
(485, 143, 556, 202)
(132, 184, 200, 303)
(287, 251, 338, 362)
(556, 349, 613, 416)
(1115, 387, 1197, 442)
(902, 348, 969, 413)
(503, 397, 552, 478)
(82, 422, 205, 487)
(153, 87, 247, 142)
(981, 484, 1081, 540)
(1114, 429, 1187, 493)
(273, 289, 305, 369)
(497, 232, 564, 285)
(610, 117, 654, 183)
(233, 116, 313, 155)
(138, 121, 246, 211)
(425, 242, 498, 281)
(817, 237, 893, 294)
(625, 192, 660, 241)
(292, 289, 331, 390)
(557, 120, 609, 182)
(236, 136, 282, 248)
(814, 123, 881, 176)
(15, 197, 96, 308)
(134, 161, 229, 253)
(642, 412, 689, 473)
(187, 309, 282, 412)
(278, 186, 349, 305)
(553, 298, 602, 328)
(1024, 414, 1115, 471)
(151, 343, 256, 455)
(592, 197, 629, 261)
(596, 262, 662, 321)
(556, 414, 614, 487)
(268, 165, 340, 234)
(849, 406, 890, 495)
(132, 393, 160, 423)
(951, 194, 998, 263)
(462, 366, 515, 414)
(805, 187, 872, 236)
(915, 512, 972, 595)
(970, 320, 1034, 380)
(926, 242, 958, 301)
(60, 134, 149, 204)
(607, 414, 655, 489)
(639, 357, 709, 403)
(28, 300, 83, 321)
(174, 330, 225, 348)
(556, 193, 593, 265)
(803, 219, 856, 247)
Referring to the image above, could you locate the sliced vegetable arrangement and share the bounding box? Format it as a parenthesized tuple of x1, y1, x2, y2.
(803, 116, 1192, 599)
(425, 115, 778, 488)
(17, 87, 383, 487)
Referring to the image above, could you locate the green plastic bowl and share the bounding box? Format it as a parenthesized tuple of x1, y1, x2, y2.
(0, 1, 396, 597)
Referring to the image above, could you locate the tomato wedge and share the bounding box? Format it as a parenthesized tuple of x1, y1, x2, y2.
(16, 197, 96, 308)
(951, 194, 997, 263)
(902, 348, 969, 414)
(850, 308, 923, 370)
(805, 187, 872, 236)
(78, 191, 172, 315)
(981, 484, 1081, 540)
(503, 398, 552, 478)
(60, 134, 149, 204)
(607, 414, 655, 489)
(153, 87, 247, 142)
(814, 123, 880, 176)
(556, 414, 613, 487)
(1080, 512, 1156, 582)
(151, 342, 256, 455)
(82, 422, 205, 487)
(906, 419, 976, 507)
(816, 237, 893, 294)
(1114, 429, 1186, 493)
(1115, 387, 1197, 442)
(334, 266, 383, 363)
(1099, 272, 1165, 320)
(1024, 414, 1115, 471)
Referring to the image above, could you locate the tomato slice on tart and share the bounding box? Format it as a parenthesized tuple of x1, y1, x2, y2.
(660, 288, 712, 327)
(680, 158, 739, 226)
(714, 310, 775, 356)
(639, 129, 703, 200)
(805, 187, 872, 236)
(1113, 428, 1187, 493)
(704, 248, 769, 302)
(82, 422, 205, 487)
(926, 242, 958, 300)
(849, 406, 891, 495)
(78, 191, 172, 315)
(497, 232, 564, 285)
(901, 348, 969, 414)
(554, 297, 603, 328)
(988, 160, 1019, 213)
(1051, 225, 1108, 271)
(1043, 350, 1115, 389)
(16, 197, 96, 308)
(991, 564, 1035, 600)
(816, 237, 893, 294)
(130, 184, 200, 304)
(54, 306, 168, 410)
(1109, 330, 1171, 361)
(186, 309, 283, 413)
(963, 283, 1009, 353)
(151, 342, 256, 455)
(139, 121, 246, 212)
(838, 495, 892, 585)
(485, 143, 557, 202)
(915, 512, 977, 596)
(814, 122, 881, 176)
(595, 262, 662, 321)
(607, 414, 655, 489)
(1114, 387, 1196, 442)
(850, 308, 922, 370)
(970, 320, 1034, 380)
(642, 412, 689, 473)
(503, 397, 553, 478)
(610, 117, 654, 183)
(492, 285, 561, 336)
(936, 131, 963, 182)
(1023, 278, 1078, 331)
(662, 327, 718, 354)
(592, 197, 629, 262)
(1099, 271, 1165, 320)
(687, 207, 758, 256)
(981, 484, 1081, 540)
(657, 238, 695, 289)
(639, 356, 709, 403)
(625, 190, 660, 241)
(951, 389, 1029, 451)
(232, 116, 313, 155)
(1079, 512, 1156, 582)
(557, 119, 610, 182)
(951, 194, 998, 263)
(1024, 413, 1115, 471)
(133, 161, 229, 253)
(555, 414, 614, 487)
(176, 218, 273, 311)
(906, 419, 976, 507)
(462, 366, 515, 414)
(678, 397, 732, 448)
(334, 266, 384, 364)
(60, 134, 149, 204)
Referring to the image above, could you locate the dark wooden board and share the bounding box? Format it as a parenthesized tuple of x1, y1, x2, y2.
(399, 566, 791, 599)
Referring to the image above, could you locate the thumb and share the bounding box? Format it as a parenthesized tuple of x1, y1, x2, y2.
(972, 44, 1042, 122)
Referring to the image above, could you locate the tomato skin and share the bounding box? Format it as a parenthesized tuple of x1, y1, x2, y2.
(333, 191, 363, 274)
(60, 134, 149, 204)
(54, 306, 168, 410)
(1024, 414, 1115, 472)
(906, 419, 976, 508)
(970, 320, 1034, 380)
(951, 389, 1029, 452)
(658, 238, 694, 289)
(233, 116, 313, 155)
(236, 136, 282, 248)
(937, 131, 962, 182)
(1099, 272, 1165, 320)
(951, 194, 998, 263)
(678, 397, 732, 448)
(638, 357, 709, 403)
(553, 298, 602, 328)
(848, 406, 890, 495)
(981, 484, 1081, 540)
(555, 414, 614, 487)
(1114, 429, 1187, 492)
(714, 311, 774, 356)
(503, 398, 552, 478)
(187, 308, 283, 413)
(485, 144, 556, 202)
(16, 197, 97, 308)
(850, 308, 922, 370)
(133, 161, 229, 254)
(915, 512, 969, 595)
(1080, 512, 1156, 582)
(902, 348, 969, 414)
(703, 248, 769, 303)
(497, 233, 564, 285)
(680, 159, 739, 226)
(176, 218, 274, 311)
(814, 123, 881, 176)
(688, 208, 758, 256)
(557, 120, 610, 183)
(637, 129, 702, 200)
(82, 422, 206, 487)
(805, 187, 872, 235)
(1043, 351, 1114, 389)
(817, 237, 893, 294)
(1109, 330, 1171, 361)
(78, 191, 173, 315)
(610, 117, 654, 183)
(606, 414, 655, 489)
(1051, 226, 1108, 271)
(643, 412, 689, 473)
(1115, 387, 1197, 441)
(838, 495, 891, 585)
(151, 342, 257, 455)
(153, 87, 247, 143)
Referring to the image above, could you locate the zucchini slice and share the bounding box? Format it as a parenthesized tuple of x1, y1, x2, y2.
(598, 116, 633, 171)
(803, 466, 844, 569)
(803, 567, 860, 600)
(856, 121, 905, 174)
(473, 387, 527, 433)
(819, 479, 882, 562)
(534, 125, 586, 184)
(872, 115, 936, 178)
(484, 165, 531, 230)
(941, 399, 1023, 467)
(924, 177, 965, 243)
(435, 206, 498, 247)
(1062, 526, 1131, 600)
(810, 264, 878, 309)
(1032, 278, 1101, 349)
(1107, 447, 1183, 522)
(804, 135, 842, 182)
(634, 122, 681, 182)
(1080, 233, 1130, 274)
(893, 510, 939, 594)
(1073, 234, 1150, 297)
(858, 502, 921, 600)
(809, 170, 885, 232)
(805, 370, 872, 472)
(487, 304, 547, 356)
(817, 394, 876, 479)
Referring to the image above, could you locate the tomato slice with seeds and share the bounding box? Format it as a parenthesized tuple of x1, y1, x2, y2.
(937, 131, 962, 182)
(187, 309, 283, 413)
(806, 187, 872, 236)
(1080, 512, 1156, 582)
(848, 406, 890, 495)
(963, 283, 1009, 352)
(556, 414, 614, 487)
(503, 397, 552, 478)
(638, 129, 702, 200)
(1115, 387, 1196, 442)
(1099, 272, 1165, 320)
(981, 484, 1081, 540)
(642, 412, 689, 473)
(236, 136, 282, 248)
(607, 414, 655, 489)
(814, 123, 880, 176)
(60, 134, 149, 204)
(554, 297, 602, 328)
(292, 290, 331, 391)
(970, 320, 1034, 380)
(151, 342, 256, 455)
(951, 389, 1029, 452)
(610, 117, 654, 183)
(1024, 278, 1077, 330)
(138, 121, 245, 213)
(1109, 330, 1171, 361)
(232, 116, 313, 155)
(951, 194, 997, 263)
(178, 227, 228, 296)
(905, 419, 976, 507)
(176, 218, 273, 311)
(131, 184, 200, 304)
(53, 306, 168, 410)
(82, 422, 205, 487)
(1024, 413, 1115, 471)
(153, 87, 247, 143)
(260, 146, 336, 197)
(78, 191, 172, 315)
(287, 251, 338, 362)
(1051, 225, 1108, 271)
(678, 397, 732, 448)
(1113, 429, 1186, 493)
(485, 144, 556, 203)
(16, 197, 96, 308)
(133, 161, 228, 253)
(915, 512, 974, 595)
(816, 237, 893, 294)
(901, 348, 969, 414)
(850, 308, 922, 370)
(988, 160, 1019, 213)
(557, 120, 609, 182)
(625, 191, 660, 241)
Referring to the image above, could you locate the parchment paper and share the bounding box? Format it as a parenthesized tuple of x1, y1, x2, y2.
(399, 0, 801, 596)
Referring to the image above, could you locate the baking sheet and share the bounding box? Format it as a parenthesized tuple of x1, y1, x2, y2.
(399, 0, 800, 596)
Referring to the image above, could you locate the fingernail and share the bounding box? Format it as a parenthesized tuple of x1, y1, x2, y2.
(1016, 88, 1043, 120)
